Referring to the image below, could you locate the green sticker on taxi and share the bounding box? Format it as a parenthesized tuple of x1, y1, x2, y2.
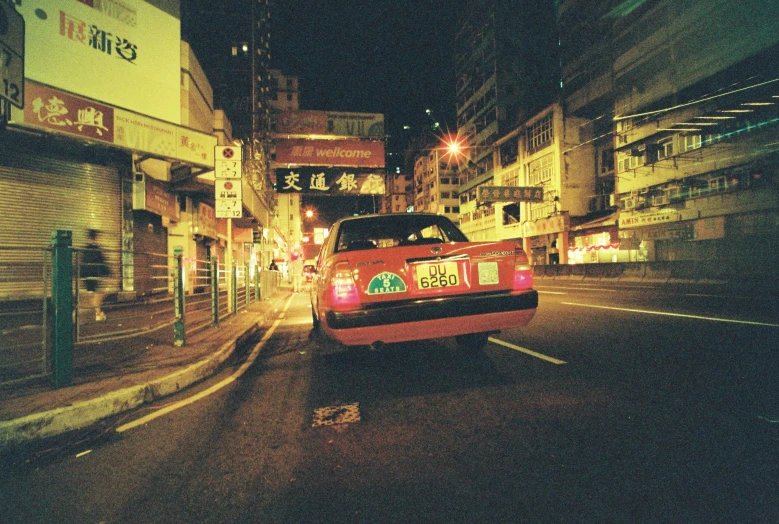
(367, 272, 407, 295)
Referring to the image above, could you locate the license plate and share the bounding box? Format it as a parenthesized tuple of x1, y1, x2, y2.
(415, 261, 460, 289)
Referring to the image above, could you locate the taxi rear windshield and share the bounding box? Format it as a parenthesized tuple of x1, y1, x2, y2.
(335, 215, 469, 252)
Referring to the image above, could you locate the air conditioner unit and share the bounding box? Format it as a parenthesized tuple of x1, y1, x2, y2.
(624, 197, 636, 210)
(653, 195, 670, 206)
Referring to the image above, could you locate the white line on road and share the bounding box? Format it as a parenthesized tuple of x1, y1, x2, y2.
(488, 337, 567, 364)
(562, 302, 779, 327)
(537, 290, 567, 295)
(116, 295, 295, 433)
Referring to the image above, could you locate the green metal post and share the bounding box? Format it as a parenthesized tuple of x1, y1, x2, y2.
(210, 256, 218, 327)
(51, 230, 73, 388)
(231, 261, 237, 314)
(245, 262, 250, 307)
(254, 264, 261, 302)
(173, 246, 186, 346)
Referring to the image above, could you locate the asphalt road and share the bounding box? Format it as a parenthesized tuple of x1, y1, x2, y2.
(2, 284, 778, 523)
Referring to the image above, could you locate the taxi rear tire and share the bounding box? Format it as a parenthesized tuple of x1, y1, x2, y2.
(455, 332, 489, 351)
(311, 307, 321, 330)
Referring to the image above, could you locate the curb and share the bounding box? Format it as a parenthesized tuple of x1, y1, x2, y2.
(0, 316, 269, 452)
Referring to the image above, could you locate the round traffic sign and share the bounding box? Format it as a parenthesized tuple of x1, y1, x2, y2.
(222, 147, 234, 159)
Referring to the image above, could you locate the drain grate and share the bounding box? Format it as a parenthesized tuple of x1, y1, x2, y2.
(312, 403, 361, 427)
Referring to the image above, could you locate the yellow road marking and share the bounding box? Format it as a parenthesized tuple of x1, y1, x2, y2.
(562, 302, 779, 327)
(117, 295, 295, 433)
(488, 337, 567, 364)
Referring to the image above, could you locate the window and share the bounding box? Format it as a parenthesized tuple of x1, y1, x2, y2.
(684, 134, 702, 151)
(503, 165, 520, 186)
(528, 113, 554, 150)
(658, 139, 674, 160)
(600, 149, 614, 173)
(528, 154, 554, 184)
(709, 176, 727, 192)
(617, 152, 644, 173)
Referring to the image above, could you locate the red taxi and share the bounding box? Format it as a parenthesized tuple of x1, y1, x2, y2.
(310, 213, 537, 349)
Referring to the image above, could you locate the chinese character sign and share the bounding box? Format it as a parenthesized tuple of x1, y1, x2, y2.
(477, 186, 544, 203)
(275, 167, 386, 195)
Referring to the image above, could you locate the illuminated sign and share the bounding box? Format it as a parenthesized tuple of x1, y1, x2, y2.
(275, 138, 385, 168)
(275, 167, 385, 195)
(12, 81, 215, 168)
(17, 0, 180, 124)
(276, 111, 384, 138)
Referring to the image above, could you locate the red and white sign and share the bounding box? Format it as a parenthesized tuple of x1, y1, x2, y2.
(215, 145, 242, 179)
(275, 138, 385, 168)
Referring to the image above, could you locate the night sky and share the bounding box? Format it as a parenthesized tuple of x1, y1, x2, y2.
(182, 0, 461, 224)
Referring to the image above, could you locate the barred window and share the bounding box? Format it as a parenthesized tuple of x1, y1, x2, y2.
(528, 154, 554, 185)
(528, 113, 554, 150)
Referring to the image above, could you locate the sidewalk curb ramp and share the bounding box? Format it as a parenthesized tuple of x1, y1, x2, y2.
(0, 315, 270, 451)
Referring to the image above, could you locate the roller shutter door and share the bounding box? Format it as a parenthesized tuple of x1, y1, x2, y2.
(0, 152, 121, 298)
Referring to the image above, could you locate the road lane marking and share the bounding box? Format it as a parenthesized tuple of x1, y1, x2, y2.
(116, 295, 295, 433)
(537, 290, 567, 295)
(488, 337, 567, 364)
(562, 302, 779, 327)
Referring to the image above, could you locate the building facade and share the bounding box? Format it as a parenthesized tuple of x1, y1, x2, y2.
(454, 0, 560, 240)
(413, 150, 461, 223)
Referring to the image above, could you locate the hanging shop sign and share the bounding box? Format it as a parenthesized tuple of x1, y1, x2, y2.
(196, 202, 217, 239)
(478, 186, 544, 203)
(522, 213, 570, 237)
(619, 210, 680, 229)
(275, 167, 386, 195)
(274, 138, 385, 168)
(9, 81, 216, 168)
(275, 111, 384, 138)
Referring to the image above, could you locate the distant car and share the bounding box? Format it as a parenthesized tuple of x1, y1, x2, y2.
(310, 213, 538, 350)
(303, 263, 316, 282)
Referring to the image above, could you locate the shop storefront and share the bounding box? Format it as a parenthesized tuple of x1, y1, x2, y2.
(522, 213, 570, 265)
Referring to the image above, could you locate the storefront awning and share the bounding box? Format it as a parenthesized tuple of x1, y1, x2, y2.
(572, 212, 619, 231)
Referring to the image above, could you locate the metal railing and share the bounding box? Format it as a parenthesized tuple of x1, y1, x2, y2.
(0, 231, 283, 389)
(0, 246, 51, 386)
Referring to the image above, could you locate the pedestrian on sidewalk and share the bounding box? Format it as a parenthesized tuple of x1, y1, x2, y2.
(81, 229, 110, 321)
(290, 252, 304, 293)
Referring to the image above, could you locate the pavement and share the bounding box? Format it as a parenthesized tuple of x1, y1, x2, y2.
(0, 287, 293, 454)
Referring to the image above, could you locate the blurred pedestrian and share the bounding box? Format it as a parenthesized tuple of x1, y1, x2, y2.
(290, 252, 304, 293)
(268, 259, 279, 271)
(81, 229, 109, 321)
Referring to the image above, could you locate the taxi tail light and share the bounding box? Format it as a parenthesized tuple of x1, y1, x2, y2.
(513, 243, 534, 290)
(329, 261, 360, 307)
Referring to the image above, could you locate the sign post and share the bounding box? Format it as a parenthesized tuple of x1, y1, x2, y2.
(0, 1, 25, 109)
(214, 145, 242, 218)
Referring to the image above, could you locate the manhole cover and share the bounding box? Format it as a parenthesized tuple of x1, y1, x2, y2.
(312, 403, 361, 427)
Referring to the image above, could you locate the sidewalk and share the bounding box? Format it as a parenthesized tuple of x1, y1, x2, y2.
(0, 288, 292, 453)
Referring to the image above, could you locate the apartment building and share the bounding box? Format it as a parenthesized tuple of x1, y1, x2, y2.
(454, 0, 559, 240)
(413, 150, 461, 223)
